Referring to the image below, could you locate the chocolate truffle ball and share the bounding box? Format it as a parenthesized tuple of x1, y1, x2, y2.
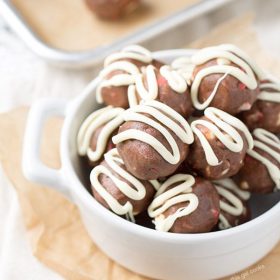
(240, 79, 280, 133)
(131, 65, 194, 118)
(77, 106, 124, 166)
(113, 100, 194, 180)
(90, 148, 156, 220)
(148, 174, 220, 233)
(213, 179, 251, 230)
(190, 44, 261, 115)
(187, 107, 254, 180)
(96, 45, 163, 109)
(85, 0, 140, 20)
(234, 128, 280, 194)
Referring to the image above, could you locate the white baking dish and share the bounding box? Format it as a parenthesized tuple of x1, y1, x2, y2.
(22, 50, 280, 280)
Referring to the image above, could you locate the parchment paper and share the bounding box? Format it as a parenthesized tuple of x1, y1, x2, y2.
(11, 0, 198, 51)
(0, 15, 280, 280)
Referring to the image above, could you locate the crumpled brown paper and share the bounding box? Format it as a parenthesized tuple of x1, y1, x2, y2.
(0, 108, 149, 280)
(0, 15, 280, 280)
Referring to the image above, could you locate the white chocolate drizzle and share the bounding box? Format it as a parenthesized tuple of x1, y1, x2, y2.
(190, 44, 265, 110)
(96, 45, 152, 104)
(135, 65, 158, 100)
(112, 100, 194, 164)
(191, 107, 254, 166)
(90, 148, 158, 222)
(247, 128, 280, 190)
(148, 174, 198, 232)
(159, 65, 188, 93)
(258, 76, 280, 103)
(127, 85, 139, 108)
(104, 45, 153, 66)
(171, 56, 195, 85)
(129, 64, 189, 107)
(77, 106, 125, 162)
(214, 178, 251, 201)
(213, 178, 250, 230)
(96, 60, 140, 104)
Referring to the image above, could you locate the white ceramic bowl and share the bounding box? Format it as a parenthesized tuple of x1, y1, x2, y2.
(22, 50, 280, 280)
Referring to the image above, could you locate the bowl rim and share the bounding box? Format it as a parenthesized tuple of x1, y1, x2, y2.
(61, 49, 280, 244)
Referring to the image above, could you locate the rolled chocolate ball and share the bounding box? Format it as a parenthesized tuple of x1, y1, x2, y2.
(234, 128, 280, 194)
(96, 45, 163, 109)
(190, 44, 262, 115)
(240, 78, 280, 133)
(77, 106, 124, 166)
(187, 107, 254, 180)
(113, 100, 194, 180)
(148, 174, 220, 233)
(90, 148, 157, 220)
(213, 178, 251, 230)
(85, 0, 140, 20)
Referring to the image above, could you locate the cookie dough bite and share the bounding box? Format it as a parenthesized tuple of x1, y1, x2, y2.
(148, 174, 220, 233)
(85, 0, 140, 20)
(187, 107, 254, 180)
(90, 148, 158, 221)
(77, 106, 124, 166)
(128, 64, 194, 118)
(240, 77, 280, 133)
(234, 128, 280, 194)
(190, 44, 264, 115)
(96, 45, 163, 109)
(112, 100, 194, 180)
(213, 178, 251, 230)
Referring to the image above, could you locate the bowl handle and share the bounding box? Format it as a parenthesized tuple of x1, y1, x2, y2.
(22, 98, 72, 201)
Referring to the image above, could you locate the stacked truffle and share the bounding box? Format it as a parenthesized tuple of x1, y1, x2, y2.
(77, 44, 280, 234)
